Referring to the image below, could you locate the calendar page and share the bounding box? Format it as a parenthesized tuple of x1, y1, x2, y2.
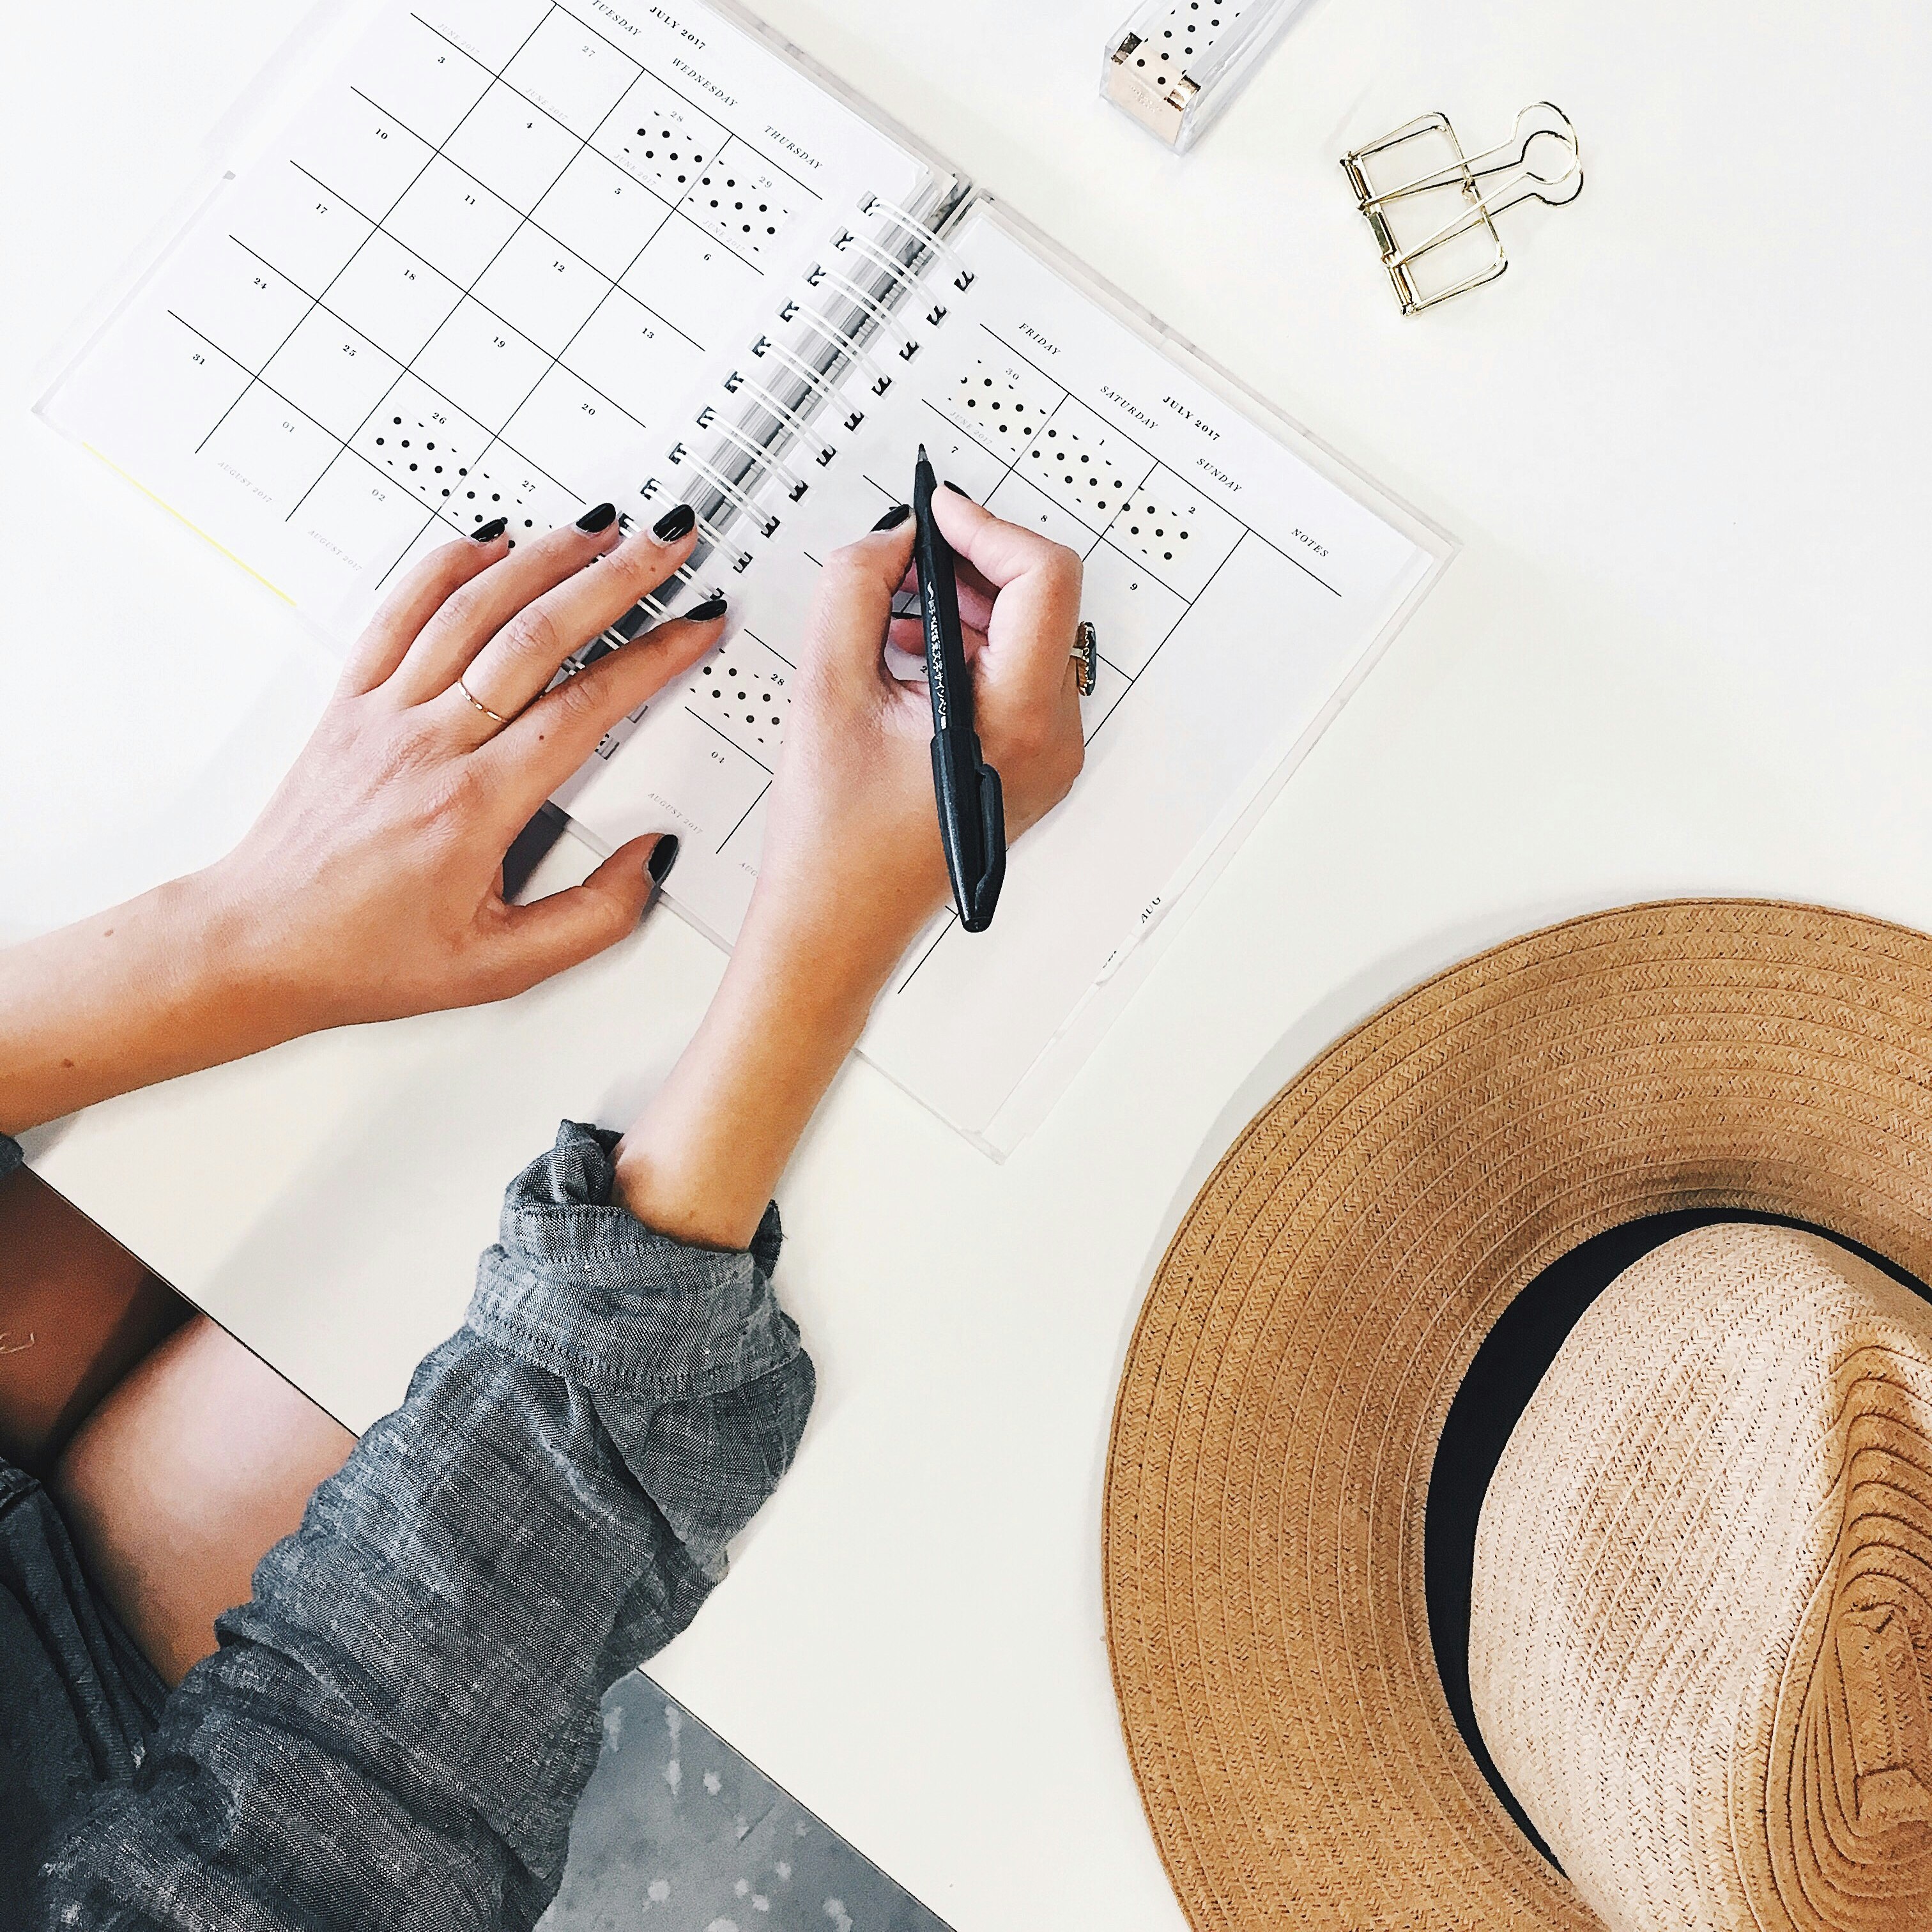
(43, 0, 939, 626)
(45, 1, 1448, 1154)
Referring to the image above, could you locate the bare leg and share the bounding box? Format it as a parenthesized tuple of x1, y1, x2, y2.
(0, 1165, 189, 1473)
(51, 1317, 355, 1685)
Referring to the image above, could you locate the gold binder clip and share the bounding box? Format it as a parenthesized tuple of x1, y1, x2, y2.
(1341, 103, 1583, 315)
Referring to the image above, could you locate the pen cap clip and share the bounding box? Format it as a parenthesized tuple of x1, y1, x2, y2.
(964, 762, 1006, 933)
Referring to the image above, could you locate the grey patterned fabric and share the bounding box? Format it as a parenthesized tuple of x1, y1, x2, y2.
(0, 1462, 167, 1914)
(0, 1124, 813, 1931)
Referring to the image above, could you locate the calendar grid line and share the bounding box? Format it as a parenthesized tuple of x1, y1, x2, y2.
(57, 0, 1443, 1134)
(1108, 531, 1246, 702)
(312, 137, 702, 356)
(888, 311, 1238, 995)
(738, 625, 795, 670)
(410, 4, 829, 213)
(979, 321, 1343, 597)
(1239, 524, 1341, 596)
(932, 319, 1286, 725)
(220, 234, 627, 476)
(195, 4, 554, 465)
(291, 5, 617, 526)
(165, 307, 460, 560)
(167, 311, 364, 455)
(171, 10, 1045, 933)
(911, 354, 1147, 711)
(406, 4, 816, 288)
(303, 0, 772, 541)
(894, 914, 960, 997)
(165, 312, 254, 378)
(334, 94, 690, 345)
(263, 173, 678, 426)
(682, 705, 773, 776)
(332, 90, 713, 356)
(270, 249, 684, 532)
(714, 781, 770, 854)
(977, 323, 1205, 599)
(399, 12, 496, 84)
(857, 444, 1131, 678)
(882, 315, 1008, 997)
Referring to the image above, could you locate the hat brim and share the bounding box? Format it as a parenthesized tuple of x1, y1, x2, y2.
(1103, 900, 1932, 1931)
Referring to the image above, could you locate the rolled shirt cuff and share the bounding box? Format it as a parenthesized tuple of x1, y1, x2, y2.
(466, 1121, 795, 1402)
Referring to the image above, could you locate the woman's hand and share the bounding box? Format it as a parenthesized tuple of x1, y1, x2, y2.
(753, 489, 1087, 988)
(615, 489, 1085, 1248)
(0, 507, 720, 1135)
(211, 507, 720, 1029)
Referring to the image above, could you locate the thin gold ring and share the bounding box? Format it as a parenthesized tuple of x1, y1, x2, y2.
(456, 675, 510, 727)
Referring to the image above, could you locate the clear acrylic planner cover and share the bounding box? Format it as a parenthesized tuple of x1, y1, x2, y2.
(38, 0, 1453, 1158)
(1103, 0, 1317, 151)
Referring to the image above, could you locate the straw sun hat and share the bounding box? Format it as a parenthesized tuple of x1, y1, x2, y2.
(1103, 900, 1932, 1931)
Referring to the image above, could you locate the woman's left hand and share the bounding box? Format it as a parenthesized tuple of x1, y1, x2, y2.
(0, 509, 722, 1135)
(208, 510, 721, 1031)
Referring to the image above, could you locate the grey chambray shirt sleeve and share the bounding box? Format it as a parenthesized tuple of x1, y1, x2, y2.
(38, 1121, 815, 1932)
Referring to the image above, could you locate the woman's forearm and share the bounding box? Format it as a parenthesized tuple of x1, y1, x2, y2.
(0, 872, 298, 1137)
(612, 902, 898, 1251)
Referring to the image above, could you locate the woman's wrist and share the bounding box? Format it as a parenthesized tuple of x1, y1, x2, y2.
(0, 871, 305, 1135)
(611, 894, 914, 1250)
(737, 865, 942, 1010)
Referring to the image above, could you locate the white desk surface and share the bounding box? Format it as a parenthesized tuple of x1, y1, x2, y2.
(8, 1, 1931, 1925)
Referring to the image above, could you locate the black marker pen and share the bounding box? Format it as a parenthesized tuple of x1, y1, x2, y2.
(913, 444, 1006, 932)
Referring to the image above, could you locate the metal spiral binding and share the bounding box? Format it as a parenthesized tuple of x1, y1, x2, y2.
(706, 415, 809, 503)
(747, 334, 840, 408)
(862, 195, 974, 291)
(721, 372, 838, 466)
(619, 187, 966, 649)
(832, 227, 924, 295)
(802, 265, 921, 361)
(745, 335, 865, 450)
(786, 303, 893, 395)
(681, 450, 783, 539)
(679, 453, 760, 522)
(692, 510, 742, 556)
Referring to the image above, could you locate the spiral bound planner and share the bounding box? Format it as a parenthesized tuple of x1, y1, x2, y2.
(40, 0, 1451, 1155)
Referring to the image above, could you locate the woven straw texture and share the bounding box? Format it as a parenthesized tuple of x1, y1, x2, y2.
(1103, 901, 1932, 1931)
(1472, 1223, 1932, 1932)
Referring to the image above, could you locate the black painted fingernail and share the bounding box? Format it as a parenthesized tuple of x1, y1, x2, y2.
(873, 502, 912, 531)
(576, 500, 618, 533)
(943, 480, 972, 499)
(647, 835, 680, 885)
(470, 516, 509, 542)
(686, 594, 728, 621)
(652, 503, 696, 542)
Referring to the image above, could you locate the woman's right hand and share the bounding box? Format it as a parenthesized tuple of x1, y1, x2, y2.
(748, 487, 1087, 994)
(614, 491, 1085, 1248)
